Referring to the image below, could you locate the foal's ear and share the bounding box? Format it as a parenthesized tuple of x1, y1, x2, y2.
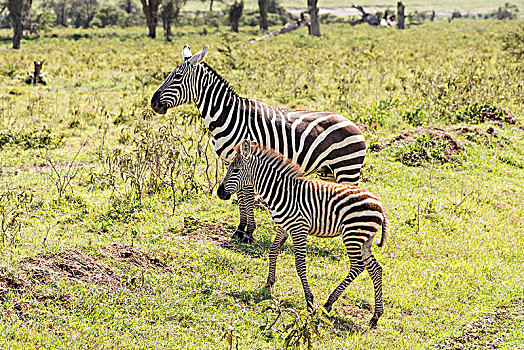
(241, 140, 251, 158)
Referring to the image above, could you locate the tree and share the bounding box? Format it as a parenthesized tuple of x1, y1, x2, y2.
(42, 0, 69, 27)
(69, 0, 98, 28)
(258, 0, 268, 31)
(7, 0, 32, 49)
(228, 0, 243, 33)
(307, 0, 319, 36)
(160, 0, 181, 42)
(397, 1, 405, 29)
(140, 0, 161, 38)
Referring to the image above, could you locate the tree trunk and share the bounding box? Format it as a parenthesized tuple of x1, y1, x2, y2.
(249, 14, 310, 43)
(307, 0, 320, 36)
(140, 0, 160, 38)
(397, 1, 405, 29)
(258, 0, 268, 31)
(7, 0, 31, 49)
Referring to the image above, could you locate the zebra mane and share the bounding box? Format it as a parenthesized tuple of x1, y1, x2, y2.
(234, 143, 305, 178)
(200, 62, 238, 96)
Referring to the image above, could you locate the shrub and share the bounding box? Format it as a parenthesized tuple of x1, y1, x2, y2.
(502, 24, 524, 60)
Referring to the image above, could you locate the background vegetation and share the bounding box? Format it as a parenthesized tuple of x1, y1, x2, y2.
(0, 14, 523, 350)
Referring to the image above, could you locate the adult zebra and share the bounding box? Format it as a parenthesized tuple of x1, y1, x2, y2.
(217, 140, 387, 327)
(151, 45, 366, 243)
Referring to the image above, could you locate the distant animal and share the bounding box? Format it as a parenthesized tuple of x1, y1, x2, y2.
(217, 140, 388, 328)
(151, 45, 366, 244)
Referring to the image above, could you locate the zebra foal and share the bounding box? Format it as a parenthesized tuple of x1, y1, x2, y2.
(151, 45, 366, 243)
(217, 140, 388, 328)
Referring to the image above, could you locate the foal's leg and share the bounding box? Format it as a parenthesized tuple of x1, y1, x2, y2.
(265, 227, 289, 288)
(241, 184, 256, 244)
(232, 188, 247, 240)
(291, 229, 314, 309)
(324, 238, 365, 312)
(363, 239, 384, 328)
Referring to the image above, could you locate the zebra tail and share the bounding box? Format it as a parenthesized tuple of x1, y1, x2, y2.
(375, 212, 388, 247)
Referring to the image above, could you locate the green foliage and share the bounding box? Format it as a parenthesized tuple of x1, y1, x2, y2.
(228, 0, 244, 33)
(260, 296, 334, 349)
(91, 5, 127, 28)
(0, 127, 63, 150)
(0, 185, 33, 247)
(502, 23, 524, 60)
(0, 21, 523, 349)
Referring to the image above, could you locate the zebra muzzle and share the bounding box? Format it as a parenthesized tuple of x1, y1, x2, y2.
(217, 184, 231, 200)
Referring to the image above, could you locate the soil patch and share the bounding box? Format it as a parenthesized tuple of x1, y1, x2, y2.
(435, 299, 524, 349)
(173, 216, 237, 247)
(0, 270, 31, 298)
(371, 127, 462, 153)
(21, 249, 123, 289)
(105, 244, 169, 272)
(355, 122, 371, 134)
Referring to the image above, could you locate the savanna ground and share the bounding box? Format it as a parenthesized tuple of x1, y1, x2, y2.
(0, 19, 523, 349)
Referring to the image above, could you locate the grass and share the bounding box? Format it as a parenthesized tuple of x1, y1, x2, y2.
(0, 19, 524, 349)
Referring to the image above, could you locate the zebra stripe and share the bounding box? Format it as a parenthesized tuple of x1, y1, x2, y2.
(151, 45, 366, 242)
(217, 141, 388, 328)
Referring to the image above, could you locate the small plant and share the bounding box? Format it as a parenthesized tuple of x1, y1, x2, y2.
(36, 139, 86, 200)
(220, 319, 244, 350)
(260, 295, 333, 350)
(0, 185, 33, 247)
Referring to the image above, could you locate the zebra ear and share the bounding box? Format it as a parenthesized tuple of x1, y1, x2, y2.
(188, 45, 209, 65)
(182, 44, 192, 60)
(241, 140, 251, 158)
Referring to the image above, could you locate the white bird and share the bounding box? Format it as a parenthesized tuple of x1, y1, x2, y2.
(182, 44, 192, 60)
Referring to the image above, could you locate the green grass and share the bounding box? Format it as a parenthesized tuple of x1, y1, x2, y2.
(0, 20, 523, 349)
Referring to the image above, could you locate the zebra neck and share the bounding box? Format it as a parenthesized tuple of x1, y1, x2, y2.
(194, 68, 240, 131)
(250, 157, 298, 210)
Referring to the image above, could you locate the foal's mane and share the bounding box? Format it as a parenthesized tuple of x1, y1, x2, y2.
(233, 142, 305, 178)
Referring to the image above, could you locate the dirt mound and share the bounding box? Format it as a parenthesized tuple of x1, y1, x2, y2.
(0, 270, 31, 298)
(481, 108, 516, 125)
(174, 216, 237, 246)
(22, 250, 123, 289)
(355, 122, 371, 134)
(105, 244, 168, 271)
(393, 127, 462, 153)
(371, 127, 462, 153)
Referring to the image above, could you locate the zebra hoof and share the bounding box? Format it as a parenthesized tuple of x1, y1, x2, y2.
(240, 235, 254, 244)
(232, 230, 245, 240)
(369, 317, 379, 329)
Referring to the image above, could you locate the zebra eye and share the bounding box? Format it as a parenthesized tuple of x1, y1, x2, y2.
(230, 169, 240, 174)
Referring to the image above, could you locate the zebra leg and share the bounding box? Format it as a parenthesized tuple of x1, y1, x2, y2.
(232, 187, 247, 240)
(363, 243, 384, 329)
(323, 242, 365, 313)
(240, 184, 256, 244)
(291, 230, 314, 309)
(265, 227, 289, 289)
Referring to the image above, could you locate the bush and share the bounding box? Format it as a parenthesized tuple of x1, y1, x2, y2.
(502, 24, 524, 60)
(228, 1, 244, 33)
(0, 127, 63, 150)
(91, 6, 127, 28)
